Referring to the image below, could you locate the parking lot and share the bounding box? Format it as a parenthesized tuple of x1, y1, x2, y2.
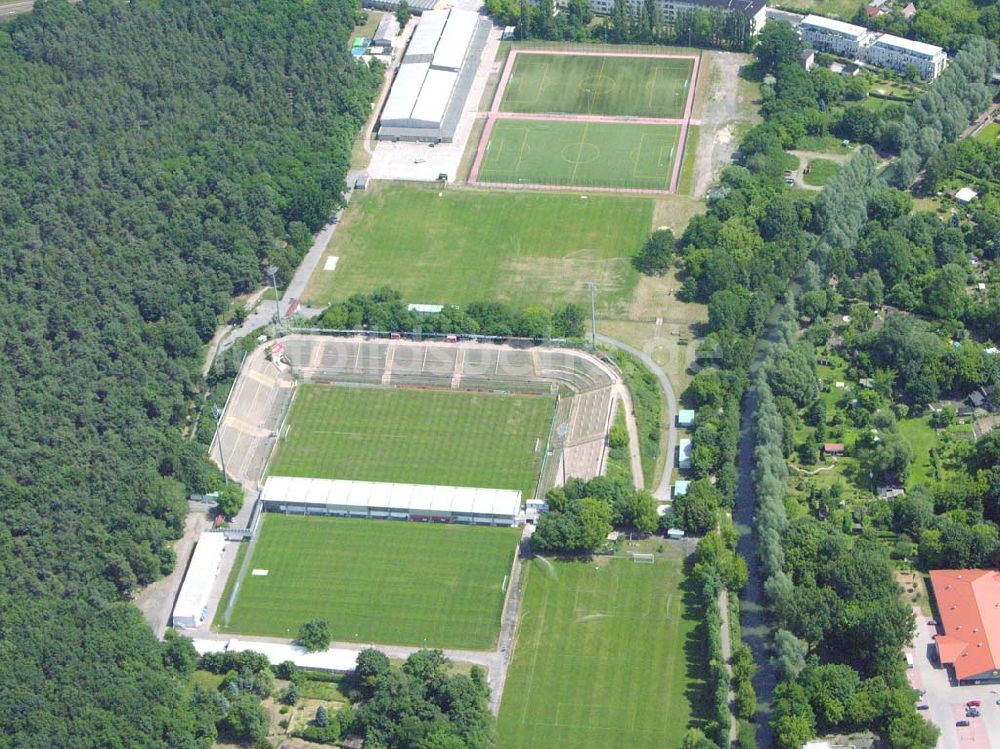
(907, 607, 1000, 749)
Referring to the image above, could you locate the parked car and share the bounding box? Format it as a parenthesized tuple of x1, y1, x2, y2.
(968, 700, 982, 707)
(957, 720, 970, 727)
(927, 619, 937, 626)
(917, 703, 929, 711)
(966, 708, 981, 717)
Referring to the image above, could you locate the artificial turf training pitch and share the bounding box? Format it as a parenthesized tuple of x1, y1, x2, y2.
(224, 515, 521, 649)
(497, 555, 698, 749)
(477, 119, 680, 191)
(499, 53, 693, 119)
(269, 385, 555, 498)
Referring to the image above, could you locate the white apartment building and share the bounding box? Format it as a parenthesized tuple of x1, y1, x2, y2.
(865, 33, 947, 79)
(798, 14, 873, 57)
(588, 0, 767, 36)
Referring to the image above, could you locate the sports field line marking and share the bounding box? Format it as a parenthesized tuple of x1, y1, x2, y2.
(630, 132, 646, 181)
(646, 67, 659, 112)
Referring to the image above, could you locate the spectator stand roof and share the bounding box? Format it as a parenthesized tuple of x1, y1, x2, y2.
(172, 532, 227, 629)
(261, 476, 522, 520)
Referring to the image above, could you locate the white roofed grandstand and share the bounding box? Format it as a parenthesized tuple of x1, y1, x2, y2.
(378, 9, 490, 142)
(261, 476, 521, 525)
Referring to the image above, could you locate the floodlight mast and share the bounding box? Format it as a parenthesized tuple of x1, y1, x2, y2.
(212, 405, 229, 486)
(557, 423, 569, 485)
(266, 264, 281, 324)
(586, 282, 597, 350)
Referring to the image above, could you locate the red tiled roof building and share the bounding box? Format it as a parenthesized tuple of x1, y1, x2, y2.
(929, 569, 1000, 684)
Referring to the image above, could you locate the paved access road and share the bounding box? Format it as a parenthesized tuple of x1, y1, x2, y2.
(595, 334, 678, 500)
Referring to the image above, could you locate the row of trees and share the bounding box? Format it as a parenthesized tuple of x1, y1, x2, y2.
(315, 287, 587, 340)
(0, 0, 380, 744)
(485, 0, 755, 49)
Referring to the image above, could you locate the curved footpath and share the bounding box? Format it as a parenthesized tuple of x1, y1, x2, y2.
(595, 334, 677, 499)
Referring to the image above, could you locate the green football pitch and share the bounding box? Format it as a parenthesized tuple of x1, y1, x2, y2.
(224, 515, 521, 649)
(500, 53, 693, 119)
(303, 184, 652, 311)
(477, 119, 680, 191)
(269, 385, 555, 498)
(497, 556, 700, 749)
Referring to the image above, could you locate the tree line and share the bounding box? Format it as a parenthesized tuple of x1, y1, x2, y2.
(313, 287, 587, 340)
(0, 0, 379, 745)
(484, 0, 754, 50)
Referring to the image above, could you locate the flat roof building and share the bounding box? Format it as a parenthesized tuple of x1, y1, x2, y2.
(193, 638, 360, 673)
(866, 33, 947, 79)
(799, 14, 873, 57)
(673, 480, 690, 498)
(677, 409, 696, 427)
(929, 569, 1000, 684)
(172, 532, 227, 629)
(678, 439, 692, 470)
(378, 9, 490, 142)
(261, 476, 521, 526)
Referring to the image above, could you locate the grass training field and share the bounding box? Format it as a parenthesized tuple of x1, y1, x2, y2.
(477, 119, 680, 191)
(224, 516, 521, 649)
(269, 385, 555, 497)
(500, 53, 693, 119)
(304, 183, 652, 311)
(497, 555, 700, 749)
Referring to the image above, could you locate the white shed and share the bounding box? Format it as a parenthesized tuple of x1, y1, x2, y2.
(172, 532, 227, 629)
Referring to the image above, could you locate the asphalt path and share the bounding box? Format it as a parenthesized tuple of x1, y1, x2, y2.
(595, 334, 678, 499)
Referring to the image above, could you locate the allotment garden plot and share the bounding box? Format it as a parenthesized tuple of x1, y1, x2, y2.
(470, 50, 700, 193)
(223, 515, 521, 649)
(269, 385, 555, 498)
(499, 52, 694, 119)
(497, 555, 698, 749)
(475, 119, 680, 191)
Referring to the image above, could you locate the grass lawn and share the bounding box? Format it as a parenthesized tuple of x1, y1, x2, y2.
(224, 516, 520, 649)
(897, 416, 938, 487)
(500, 53, 694, 118)
(804, 158, 842, 187)
(975, 122, 1000, 144)
(477, 119, 680, 191)
(304, 183, 652, 313)
(270, 385, 555, 497)
(797, 134, 853, 154)
(497, 555, 701, 749)
(771, 0, 864, 19)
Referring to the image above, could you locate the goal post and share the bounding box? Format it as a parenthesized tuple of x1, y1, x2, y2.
(632, 553, 654, 564)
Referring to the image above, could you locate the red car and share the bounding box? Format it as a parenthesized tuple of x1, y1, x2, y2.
(967, 700, 982, 707)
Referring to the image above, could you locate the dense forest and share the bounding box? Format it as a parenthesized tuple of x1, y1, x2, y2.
(0, 1, 378, 746)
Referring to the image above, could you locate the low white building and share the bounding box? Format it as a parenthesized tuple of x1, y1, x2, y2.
(865, 33, 947, 79)
(192, 638, 360, 673)
(955, 187, 978, 204)
(678, 439, 692, 470)
(172, 532, 227, 629)
(799, 15, 873, 57)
